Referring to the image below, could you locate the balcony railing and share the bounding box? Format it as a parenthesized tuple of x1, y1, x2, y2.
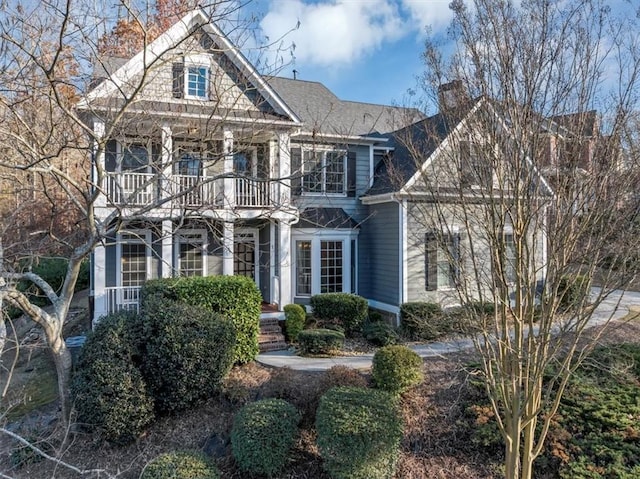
(236, 178, 276, 207)
(105, 286, 141, 314)
(105, 173, 155, 206)
(172, 175, 224, 208)
(102, 173, 280, 209)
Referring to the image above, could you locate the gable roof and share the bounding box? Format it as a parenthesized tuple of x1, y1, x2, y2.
(80, 9, 300, 124)
(366, 102, 476, 195)
(267, 76, 424, 137)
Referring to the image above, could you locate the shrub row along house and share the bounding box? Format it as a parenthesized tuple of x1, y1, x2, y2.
(81, 9, 613, 323)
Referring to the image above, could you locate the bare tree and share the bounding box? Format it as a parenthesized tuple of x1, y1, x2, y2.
(0, 0, 294, 428)
(395, 1, 640, 478)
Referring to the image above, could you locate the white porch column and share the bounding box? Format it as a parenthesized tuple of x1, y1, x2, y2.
(161, 220, 173, 278)
(160, 124, 173, 202)
(93, 118, 107, 208)
(222, 219, 234, 276)
(92, 243, 107, 325)
(279, 220, 292, 307)
(223, 128, 235, 208)
(277, 131, 291, 206)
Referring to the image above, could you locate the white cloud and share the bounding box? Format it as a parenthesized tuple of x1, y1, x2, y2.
(260, 0, 407, 67)
(400, 0, 456, 33)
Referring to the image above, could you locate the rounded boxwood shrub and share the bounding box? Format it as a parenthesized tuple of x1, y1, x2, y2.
(284, 303, 306, 342)
(316, 386, 403, 479)
(231, 398, 300, 476)
(71, 311, 154, 445)
(400, 302, 452, 340)
(141, 451, 219, 479)
(140, 297, 236, 414)
(372, 345, 424, 395)
(141, 275, 261, 363)
(310, 293, 368, 334)
(297, 328, 345, 356)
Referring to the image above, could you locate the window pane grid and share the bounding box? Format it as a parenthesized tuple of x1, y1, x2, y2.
(296, 241, 312, 295)
(187, 66, 207, 98)
(179, 242, 203, 277)
(122, 243, 146, 287)
(302, 150, 344, 193)
(320, 241, 343, 293)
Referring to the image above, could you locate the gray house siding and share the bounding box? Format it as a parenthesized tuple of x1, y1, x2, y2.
(360, 201, 400, 307)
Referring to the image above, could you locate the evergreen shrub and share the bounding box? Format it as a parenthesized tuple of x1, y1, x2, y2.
(372, 345, 424, 395)
(310, 293, 368, 334)
(141, 275, 261, 363)
(400, 302, 453, 340)
(71, 311, 154, 445)
(231, 398, 300, 476)
(316, 386, 403, 479)
(139, 297, 236, 414)
(297, 328, 345, 356)
(284, 303, 306, 342)
(141, 451, 219, 479)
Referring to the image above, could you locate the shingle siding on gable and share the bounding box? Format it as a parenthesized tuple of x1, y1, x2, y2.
(359, 201, 400, 306)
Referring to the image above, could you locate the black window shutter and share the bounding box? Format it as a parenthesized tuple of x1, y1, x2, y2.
(450, 233, 461, 287)
(459, 140, 471, 186)
(105, 139, 117, 172)
(346, 150, 357, 196)
(291, 147, 302, 195)
(425, 233, 438, 291)
(172, 63, 184, 98)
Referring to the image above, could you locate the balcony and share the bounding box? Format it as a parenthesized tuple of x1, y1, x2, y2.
(105, 286, 141, 314)
(102, 173, 281, 209)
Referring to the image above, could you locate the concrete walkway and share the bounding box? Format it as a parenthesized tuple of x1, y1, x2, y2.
(256, 289, 640, 372)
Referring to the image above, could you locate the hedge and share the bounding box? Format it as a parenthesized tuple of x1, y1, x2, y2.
(141, 275, 261, 363)
(71, 311, 154, 445)
(139, 297, 236, 414)
(298, 328, 345, 356)
(400, 302, 454, 340)
(231, 399, 300, 476)
(310, 293, 368, 334)
(316, 387, 403, 479)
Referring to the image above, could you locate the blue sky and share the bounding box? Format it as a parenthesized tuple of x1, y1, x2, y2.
(248, 0, 455, 107)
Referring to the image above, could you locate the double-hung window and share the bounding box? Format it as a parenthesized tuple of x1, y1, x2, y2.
(425, 232, 460, 290)
(172, 60, 209, 100)
(176, 231, 206, 277)
(302, 149, 345, 194)
(503, 232, 516, 283)
(187, 66, 208, 98)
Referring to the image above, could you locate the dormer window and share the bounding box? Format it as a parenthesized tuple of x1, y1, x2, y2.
(172, 60, 209, 100)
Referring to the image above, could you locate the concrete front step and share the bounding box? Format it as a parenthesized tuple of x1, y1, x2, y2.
(259, 340, 288, 353)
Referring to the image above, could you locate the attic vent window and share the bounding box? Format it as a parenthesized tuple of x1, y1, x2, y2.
(172, 62, 209, 99)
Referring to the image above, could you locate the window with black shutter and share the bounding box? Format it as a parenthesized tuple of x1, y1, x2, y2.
(425, 232, 460, 290)
(172, 63, 184, 98)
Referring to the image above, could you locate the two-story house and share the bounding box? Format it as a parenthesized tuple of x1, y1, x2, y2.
(82, 9, 558, 323)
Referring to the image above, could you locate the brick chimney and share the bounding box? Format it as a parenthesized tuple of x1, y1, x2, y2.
(438, 80, 469, 111)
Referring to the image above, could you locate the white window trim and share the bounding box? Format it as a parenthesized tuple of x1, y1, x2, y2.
(183, 55, 211, 100)
(300, 146, 347, 197)
(174, 229, 208, 277)
(234, 228, 259, 286)
(116, 140, 152, 173)
(116, 230, 152, 288)
(426, 225, 460, 292)
(291, 229, 358, 298)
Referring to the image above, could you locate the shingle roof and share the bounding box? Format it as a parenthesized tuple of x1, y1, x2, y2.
(266, 76, 424, 137)
(296, 207, 358, 229)
(366, 102, 476, 195)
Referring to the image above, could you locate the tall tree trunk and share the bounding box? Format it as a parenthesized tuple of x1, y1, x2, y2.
(47, 326, 72, 423)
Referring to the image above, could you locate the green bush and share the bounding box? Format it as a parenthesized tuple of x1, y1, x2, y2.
(141, 451, 219, 479)
(363, 321, 398, 346)
(316, 386, 403, 479)
(141, 275, 261, 363)
(372, 345, 424, 395)
(71, 311, 154, 445)
(310, 293, 368, 334)
(557, 274, 590, 311)
(139, 297, 236, 414)
(298, 328, 345, 356)
(400, 302, 453, 340)
(231, 398, 300, 476)
(284, 304, 306, 342)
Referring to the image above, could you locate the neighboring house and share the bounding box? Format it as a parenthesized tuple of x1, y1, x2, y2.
(81, 9, 562, 322)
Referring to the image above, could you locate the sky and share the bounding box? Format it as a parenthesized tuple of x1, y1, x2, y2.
(248, 0, 456, 108)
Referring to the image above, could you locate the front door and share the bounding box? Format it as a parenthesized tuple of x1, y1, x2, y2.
(234, 231, 257, 285)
